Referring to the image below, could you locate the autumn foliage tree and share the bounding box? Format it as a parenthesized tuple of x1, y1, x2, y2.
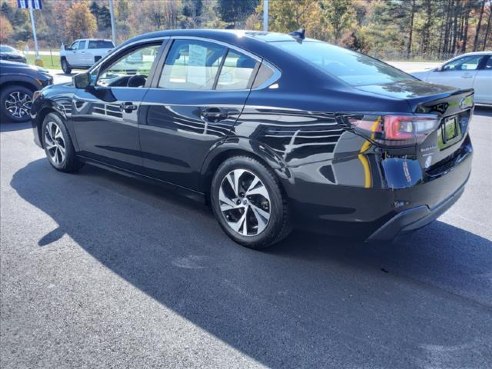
(0, 14, 13, 42)
(64, 2, 97, 41)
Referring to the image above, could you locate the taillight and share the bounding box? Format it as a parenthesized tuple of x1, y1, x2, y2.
(345, 114, 439, 147)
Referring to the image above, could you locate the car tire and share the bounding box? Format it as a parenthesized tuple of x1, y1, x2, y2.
(0, 85, 34, 123)
(61, 58, 72, 74)
(42, 112, 82, 172)
(211, 156, 291, 249)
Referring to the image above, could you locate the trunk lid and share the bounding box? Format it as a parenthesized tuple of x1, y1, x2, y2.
(358, 80, 474, 174)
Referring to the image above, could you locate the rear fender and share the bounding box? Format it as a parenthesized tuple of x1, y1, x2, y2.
(199, 136, 292, 193)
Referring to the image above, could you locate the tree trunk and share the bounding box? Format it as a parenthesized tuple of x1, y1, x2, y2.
(451, 1, 459, 54)
(473, 0, 486, 51)
(462, 1, 470, 52)
(443, 0, 453, 55)
(482, 4, 491, 50)
(406, 0, 416, 58)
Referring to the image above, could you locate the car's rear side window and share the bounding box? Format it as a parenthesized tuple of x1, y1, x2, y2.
(88, 40, 114, 49)
(216, 50, 257, 90)
(272, 41, 414, 86)
(252, 63, 275, 89)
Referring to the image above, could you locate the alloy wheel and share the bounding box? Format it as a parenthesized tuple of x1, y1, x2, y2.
(44, 121, 66, 166)
(219, 169, 271, 236)
(4, 91, 32, 119)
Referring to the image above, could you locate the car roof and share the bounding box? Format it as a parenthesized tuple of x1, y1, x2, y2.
(76, 38, 113, 42)
(457, 51, 492, 56)
(120, 29, 302, 47)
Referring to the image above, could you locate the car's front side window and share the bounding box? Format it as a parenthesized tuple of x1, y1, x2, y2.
(96, 43, 161, 88)
(158, 40, 227, 90)
(442, 55, 484, 71)
(485, 56, 492, 70)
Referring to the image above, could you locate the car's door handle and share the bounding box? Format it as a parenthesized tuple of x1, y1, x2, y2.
(120, 102, 138, 113)
(200, 107, 228, 122)
(461, 73, 474, 78)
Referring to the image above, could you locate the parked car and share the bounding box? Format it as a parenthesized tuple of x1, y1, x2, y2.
(0, 60, 52, 122)
(412, 51, 491, 105)
(60, 39, 114, 74)
(31, 29, 474, 249)
(0, 44, 27, 63)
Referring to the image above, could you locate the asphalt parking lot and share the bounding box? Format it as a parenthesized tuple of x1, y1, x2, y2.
(1, 107, 491, 369)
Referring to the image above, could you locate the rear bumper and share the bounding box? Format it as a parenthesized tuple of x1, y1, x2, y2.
(285, 135, 473, 241)
(367, 179, 466, 241)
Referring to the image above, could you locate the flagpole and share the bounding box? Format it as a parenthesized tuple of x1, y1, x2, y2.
(27, 2, 40, 61)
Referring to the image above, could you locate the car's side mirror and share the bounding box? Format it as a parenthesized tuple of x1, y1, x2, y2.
(435, 66, 443, 72)
(73, 72, 91, 89)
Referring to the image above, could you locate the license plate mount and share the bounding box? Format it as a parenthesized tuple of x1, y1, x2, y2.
(438, 115, 461, 149)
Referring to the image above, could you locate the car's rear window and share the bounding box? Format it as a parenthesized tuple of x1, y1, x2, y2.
(272, 41, 415, 86)
(88, 40, 114, 49)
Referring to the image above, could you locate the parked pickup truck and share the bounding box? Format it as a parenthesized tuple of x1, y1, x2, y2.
(60, 39, 114, 74)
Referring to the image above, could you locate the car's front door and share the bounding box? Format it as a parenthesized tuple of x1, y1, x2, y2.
(139, 38, 259, 190)
(70, 41, 164, 170)
(65, 40, 80, 66)
(427, 54, 487, 90)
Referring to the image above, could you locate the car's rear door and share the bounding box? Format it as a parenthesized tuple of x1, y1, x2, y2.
(70, 40, 165, 170)
(138, 38, 259, 190)
(473, 55, 492, 104)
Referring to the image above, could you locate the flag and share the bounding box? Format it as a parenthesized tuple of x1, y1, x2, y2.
(17, 0, 42, 9)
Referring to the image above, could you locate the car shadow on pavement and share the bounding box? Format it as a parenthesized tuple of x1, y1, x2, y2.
(10, 158, 492, 368)
(0, 121, 31, 132)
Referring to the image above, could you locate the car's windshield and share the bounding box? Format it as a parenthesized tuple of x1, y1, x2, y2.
(0, 45, 16, 53)
(272, 41, 415, 86)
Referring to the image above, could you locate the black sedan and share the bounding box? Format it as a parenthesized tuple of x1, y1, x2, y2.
(1, 60, 53, 122)
(0, 45, 27, 63)
(30, 29, 473, 249)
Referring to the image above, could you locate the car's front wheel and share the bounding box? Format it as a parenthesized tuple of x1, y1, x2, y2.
(0, 85, 33, 123)
(211, 156, 291, 249)
(42, 112, 82, 172)
(60, 58, 72, 74)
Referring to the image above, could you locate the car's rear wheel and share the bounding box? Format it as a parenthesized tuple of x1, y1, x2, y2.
(0, 85, 33, 123)
(61, 58, 72, 74)
(42, 112, 82, 172)
(211, 156, 291, 249)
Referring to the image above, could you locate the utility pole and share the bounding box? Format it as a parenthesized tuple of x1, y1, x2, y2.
(109, 0, 116, 44)
(263, 0, 269, 32)
(28, 2, 40, 62)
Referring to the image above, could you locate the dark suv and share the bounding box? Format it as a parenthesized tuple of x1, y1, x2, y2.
(0, 60, 53, 122)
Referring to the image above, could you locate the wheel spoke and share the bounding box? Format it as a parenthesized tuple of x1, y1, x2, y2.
(246, 182, 269, 199)
(219, 186, 236, 208)
(229, 210, 247, 234)
(54, 126, 62, 139)
(225, 169, 245, 197)
(250, 204, 270, 234)
(12, 106, 20, 117)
